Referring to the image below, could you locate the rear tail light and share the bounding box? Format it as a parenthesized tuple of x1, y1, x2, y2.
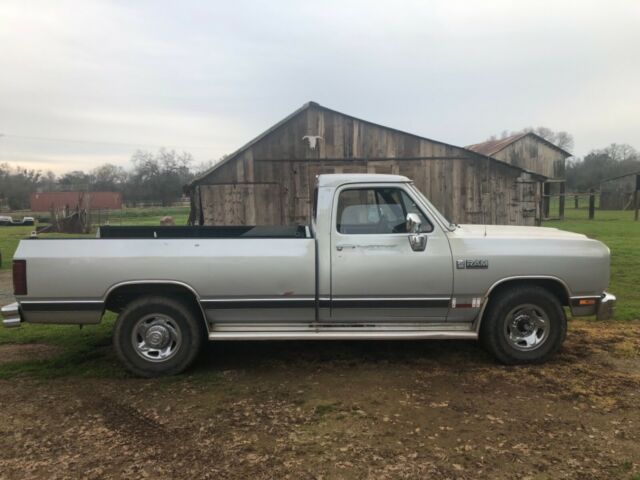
(12, 260, 27, 295)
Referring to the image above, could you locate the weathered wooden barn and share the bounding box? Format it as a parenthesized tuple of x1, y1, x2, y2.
(466, 132, 570, 180)
(187, 102, 547, 226)
(467, 133, 572, 219)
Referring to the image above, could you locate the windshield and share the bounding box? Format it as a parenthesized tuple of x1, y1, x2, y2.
(408, 184, 456, 231)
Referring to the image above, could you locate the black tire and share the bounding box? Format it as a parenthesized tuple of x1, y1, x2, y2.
(113, 295, 206, 377)
(480, 285, 567, 365)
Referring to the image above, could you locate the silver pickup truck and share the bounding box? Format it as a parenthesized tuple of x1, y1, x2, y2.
(2, 174, 615, 376)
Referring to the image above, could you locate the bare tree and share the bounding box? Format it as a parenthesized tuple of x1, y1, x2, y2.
(522, 127, 574, 152)
(565, 143, 639, 191)
(91, 164, 128, 191)
(554, 131, 574, 152)
(602, 143, 636, 162)
(0, 163, 44, 209)
(128, 149, 195, 206)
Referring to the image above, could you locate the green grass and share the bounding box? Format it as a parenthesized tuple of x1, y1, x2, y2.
(0, 315, 121, 379)
(544, 207, 640, 320)
(0, 225, 34, 270)
(104, 205, 190, 225)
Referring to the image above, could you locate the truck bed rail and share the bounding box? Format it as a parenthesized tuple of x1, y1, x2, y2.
(97, 225, 309, 239)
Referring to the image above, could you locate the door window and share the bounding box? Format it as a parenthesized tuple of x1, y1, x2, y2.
(336, 188, 432, 234)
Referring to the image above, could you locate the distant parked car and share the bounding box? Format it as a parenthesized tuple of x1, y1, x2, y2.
(0, 216, 35, 227)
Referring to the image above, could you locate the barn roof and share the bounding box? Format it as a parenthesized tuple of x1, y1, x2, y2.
(189, 102, 315, 187)
(189, 102, 546, 187)
(466, 132, 572, 158)
(600, 170, 640, 184)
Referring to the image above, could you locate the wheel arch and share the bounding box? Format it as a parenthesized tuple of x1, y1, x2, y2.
(475, 276, 571, 331)
(103, 280, 208, 332)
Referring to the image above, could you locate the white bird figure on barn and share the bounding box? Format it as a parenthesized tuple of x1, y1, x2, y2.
(302, 135, 323, 150)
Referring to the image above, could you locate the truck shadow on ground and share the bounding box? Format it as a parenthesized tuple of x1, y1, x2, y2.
(195, 339, 494, 372)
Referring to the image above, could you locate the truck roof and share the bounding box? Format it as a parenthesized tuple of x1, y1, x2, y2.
(316, 173, 411, 188)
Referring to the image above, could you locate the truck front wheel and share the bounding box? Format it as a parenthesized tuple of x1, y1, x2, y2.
(113, 295, 205, 377)
(480, 286, 567, 364)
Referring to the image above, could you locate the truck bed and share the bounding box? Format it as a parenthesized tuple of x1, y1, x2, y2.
(13, 227, 317, 327)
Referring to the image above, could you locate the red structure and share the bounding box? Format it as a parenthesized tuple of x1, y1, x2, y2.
(30, 192, 122, 212)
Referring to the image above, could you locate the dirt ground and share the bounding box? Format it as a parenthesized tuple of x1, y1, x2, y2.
(0, 320, 639, 480)
(0, 343, 60, 363)
(0, 271, 639, 479)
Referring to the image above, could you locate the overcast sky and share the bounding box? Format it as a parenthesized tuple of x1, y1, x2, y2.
(1, 0, 639, 173)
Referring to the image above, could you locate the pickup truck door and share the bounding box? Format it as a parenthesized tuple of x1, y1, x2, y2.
(329, 184, 453, 322)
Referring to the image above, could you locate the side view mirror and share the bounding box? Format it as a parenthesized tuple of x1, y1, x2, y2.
(406, 213, 422, 234)
(406, 213, 427, 252)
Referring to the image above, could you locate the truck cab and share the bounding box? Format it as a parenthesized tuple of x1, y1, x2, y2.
(313, 174, 454, 324)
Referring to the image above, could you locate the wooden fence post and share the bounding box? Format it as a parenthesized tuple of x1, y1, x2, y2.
(559, 182, 565, 220)
(589, 188, 595, 220)
(635, 174, 640, 221)
(542, 182, 550, 219)
(574, 194, 579, 209)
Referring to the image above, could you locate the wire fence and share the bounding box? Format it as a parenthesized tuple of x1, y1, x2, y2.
(544, 186, 639, 221)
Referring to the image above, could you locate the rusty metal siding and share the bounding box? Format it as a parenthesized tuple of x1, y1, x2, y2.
(30, 191, 122, 211)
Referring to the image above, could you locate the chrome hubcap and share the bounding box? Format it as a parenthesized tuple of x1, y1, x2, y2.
(504, 304, 549, 351)
(146, 325, 170, 348)
(131, 314, 182, 362)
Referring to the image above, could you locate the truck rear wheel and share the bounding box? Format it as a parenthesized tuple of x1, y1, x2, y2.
(480, 286, 566, 364)
(113, 295, 205, 377)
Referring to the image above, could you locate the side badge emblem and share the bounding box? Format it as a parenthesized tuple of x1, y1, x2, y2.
(457, 259, 489, 269)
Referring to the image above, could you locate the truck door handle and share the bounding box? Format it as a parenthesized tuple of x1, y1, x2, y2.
(336, 244, 356, 251)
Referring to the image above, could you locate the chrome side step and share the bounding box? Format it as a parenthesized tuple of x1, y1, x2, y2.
(208, 330, 478, 341)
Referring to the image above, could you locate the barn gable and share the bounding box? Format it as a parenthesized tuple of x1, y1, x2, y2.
(188, 102, 545, 226)
(466, 132, 571, 179)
